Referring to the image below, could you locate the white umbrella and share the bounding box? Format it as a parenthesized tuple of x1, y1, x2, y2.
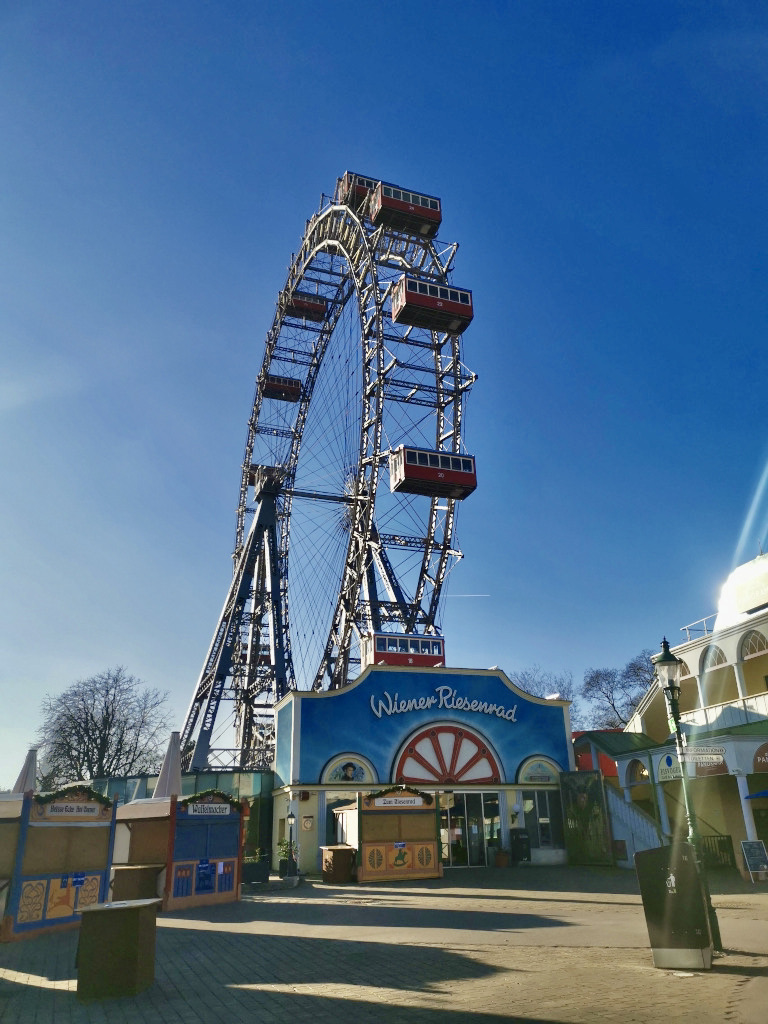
(153, 732, 182, 798)
(12, 747, 38, 794)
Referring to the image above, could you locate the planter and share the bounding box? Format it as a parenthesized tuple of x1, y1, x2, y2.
(494, 850, 510, 868)
(278, 857, 298, 879)
(242, 858, 270, 884)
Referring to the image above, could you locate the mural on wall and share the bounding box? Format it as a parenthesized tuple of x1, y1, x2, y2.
(518, 757, 560, 785)
(393, 723, 502, 785)
(290, 667, 572, 787)
(321, 754, 376, 785)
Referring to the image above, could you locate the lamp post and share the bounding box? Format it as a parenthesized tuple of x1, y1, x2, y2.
(653, 637, 722, 951)
(286, 810, 297, 877)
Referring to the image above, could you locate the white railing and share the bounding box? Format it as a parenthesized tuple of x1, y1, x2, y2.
(605, 785, 665, 867)
(680, 614, 717, 641)
(680, 691, 768, 729)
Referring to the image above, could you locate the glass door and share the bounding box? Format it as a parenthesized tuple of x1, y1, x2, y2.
(465, 792, 485, 865)
(482, 792, 500, 863)
(439, 791, 500, 866)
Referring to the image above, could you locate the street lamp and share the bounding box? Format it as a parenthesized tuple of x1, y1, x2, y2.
(653, 637, 722, 950)
(286, 810, 297, 877)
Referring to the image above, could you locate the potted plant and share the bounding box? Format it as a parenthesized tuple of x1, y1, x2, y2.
(494, 848, 510, 868)
(277, 837, 298, 878)
(242, 849, 270, 884)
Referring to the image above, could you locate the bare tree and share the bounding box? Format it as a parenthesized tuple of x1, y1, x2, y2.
(37, 667, 170, 787)
(508, 665, 583, 728)
(580, 649, 656, 729)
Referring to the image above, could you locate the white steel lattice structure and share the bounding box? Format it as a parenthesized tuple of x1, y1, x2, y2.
(180, 174, 477, 770)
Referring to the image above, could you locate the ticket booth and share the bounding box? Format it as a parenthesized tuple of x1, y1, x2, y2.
(1, 787, 117, 942)
(112, 790, 243, 911)
(335, 787, 442, 882)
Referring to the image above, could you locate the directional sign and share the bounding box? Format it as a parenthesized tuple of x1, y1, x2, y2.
(686, 746, 725, 756)
(681, 754, 724, 765)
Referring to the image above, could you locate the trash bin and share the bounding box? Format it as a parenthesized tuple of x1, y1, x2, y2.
(77, 898, 161, 1000)
(320, 845, 356, 884)
(635, 842, 712, 970)
(509, 830, 531, 864)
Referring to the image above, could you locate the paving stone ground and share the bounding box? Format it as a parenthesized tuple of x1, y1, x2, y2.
(1, 866, 766, 1023)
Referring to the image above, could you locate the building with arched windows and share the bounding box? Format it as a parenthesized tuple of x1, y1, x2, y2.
(270, 666, 575, 875)
(579, 553, 768, 874)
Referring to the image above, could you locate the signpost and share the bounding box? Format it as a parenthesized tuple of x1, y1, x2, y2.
(680, 746, 724, 765)
(658, 748, 724, 779)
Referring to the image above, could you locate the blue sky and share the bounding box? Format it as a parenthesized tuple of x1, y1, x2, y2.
(2, 1, 767, 785)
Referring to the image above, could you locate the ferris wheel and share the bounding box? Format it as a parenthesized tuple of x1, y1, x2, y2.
(180, 173, 477, 770)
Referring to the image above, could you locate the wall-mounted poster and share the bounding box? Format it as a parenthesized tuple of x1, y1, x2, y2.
(559, 770, 612, 865)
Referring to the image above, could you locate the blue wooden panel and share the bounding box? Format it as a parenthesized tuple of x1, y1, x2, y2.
(208, 822, 239, 858)
(174, 820, 208, 861)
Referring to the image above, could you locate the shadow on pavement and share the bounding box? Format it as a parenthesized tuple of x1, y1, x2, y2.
(168, 895, 571, 935)
(0, 928, 571, 1024)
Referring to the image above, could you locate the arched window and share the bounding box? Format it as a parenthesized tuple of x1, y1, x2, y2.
(740, 630, 768, 661)
(627, 758, 649, 785)
(701, 644, 726, 673)
(679, 660, 691, 678)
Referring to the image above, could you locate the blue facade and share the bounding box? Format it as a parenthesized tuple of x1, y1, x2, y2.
(274, 666, 571, 786)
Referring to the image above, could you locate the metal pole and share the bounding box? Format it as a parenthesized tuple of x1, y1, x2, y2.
(288, 817, 297, 877)
(665, 687, 723, 952)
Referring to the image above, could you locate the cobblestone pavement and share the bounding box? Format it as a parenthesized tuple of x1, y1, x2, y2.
(1, 867, 767, 1023)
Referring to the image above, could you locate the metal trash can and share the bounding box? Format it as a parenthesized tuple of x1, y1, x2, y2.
(77, 898, 161, 1000)
(320, 845, 356, 884)
(635, 842, 713, 970)
(509, 830, 531, 864)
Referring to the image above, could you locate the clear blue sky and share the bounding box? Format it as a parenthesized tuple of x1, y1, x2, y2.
(2, 1, 767, 785)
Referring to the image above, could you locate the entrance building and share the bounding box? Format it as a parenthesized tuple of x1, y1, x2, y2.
(271, 665, 575, 874)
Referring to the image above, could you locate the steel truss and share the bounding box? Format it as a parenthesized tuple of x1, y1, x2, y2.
(181, 180, 476, 769)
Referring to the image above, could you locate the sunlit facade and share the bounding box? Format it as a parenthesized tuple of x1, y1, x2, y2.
(610, 554, 768, 873)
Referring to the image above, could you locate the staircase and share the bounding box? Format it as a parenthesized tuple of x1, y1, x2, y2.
(605, 785, 666, 866)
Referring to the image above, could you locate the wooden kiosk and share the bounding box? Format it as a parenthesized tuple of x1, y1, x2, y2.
(112, 791, 244, 910)
(1, 787, 117, 942)
(335, 787, 442, 883)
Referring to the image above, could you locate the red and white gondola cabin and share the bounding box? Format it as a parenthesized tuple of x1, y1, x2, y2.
(361, 632, 446, 668)
(281, 290, 327, 322)
(340, 171, 379, 208)
(370, 182, 441, 238)
(391, 275, 473, 335)
(389, 446, 477, 500)
(262, 374, 302, 402)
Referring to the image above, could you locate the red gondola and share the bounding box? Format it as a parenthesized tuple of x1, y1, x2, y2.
(281, 290, 327, 322)
(370, 182, 441, 239)
(389, 445, 477, 500)
(262, 374, 301, 402)
(340, 171, 379, 208)
(361, 632, 445, 669)
(391, 274, 473, 334)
